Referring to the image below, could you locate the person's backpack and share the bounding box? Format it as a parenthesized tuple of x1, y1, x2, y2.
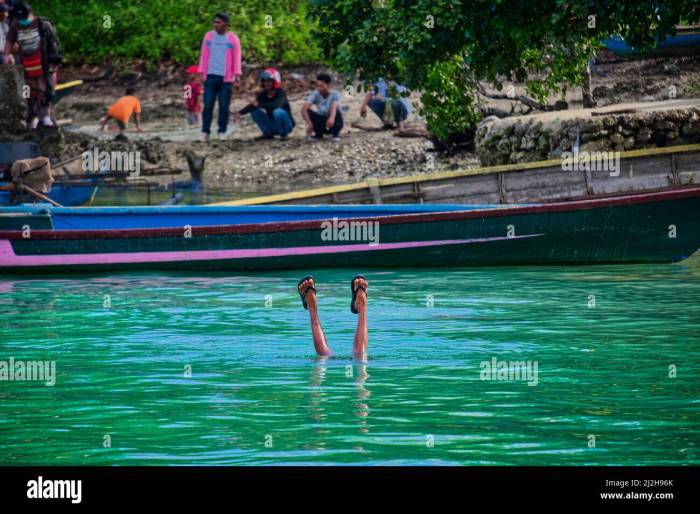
(37, 17, 63, 66)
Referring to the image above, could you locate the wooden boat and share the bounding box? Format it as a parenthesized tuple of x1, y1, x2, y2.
(52, 80, 84, 105)
(1, 142, 201, 207)
(210, 144, 700, 206)
(0, 142, 99, 207)
(1, 187, 699, 273)
(603, 26, 700, 58)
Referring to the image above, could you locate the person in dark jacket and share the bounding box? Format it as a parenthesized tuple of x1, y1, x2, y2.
(3, 1, 63, 129)
(235, 68, 295, 140)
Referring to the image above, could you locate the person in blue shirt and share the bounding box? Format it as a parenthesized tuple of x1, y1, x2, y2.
(360, 78, 411, 130)
(302, 73, 343, 142)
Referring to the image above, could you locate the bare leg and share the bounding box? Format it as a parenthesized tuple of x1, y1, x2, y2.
(352, 277, 368, 359)
(300, 277, 331, 357)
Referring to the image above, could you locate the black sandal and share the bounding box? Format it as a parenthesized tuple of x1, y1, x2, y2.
(350, 274, 367, 314)
(297, 275, 316, 310)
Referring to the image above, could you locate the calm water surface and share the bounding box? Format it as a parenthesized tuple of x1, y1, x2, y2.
(1, 256, 699, 465)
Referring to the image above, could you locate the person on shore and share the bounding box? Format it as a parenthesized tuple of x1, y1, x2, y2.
(234, 68, 294, 141)
(301, 73, 343, 142)
(99, 86, 143, 134)
(0, 4, 10, 64)
(3, 1, 63, 129)
(360, 78, 411, 130)
(297, 275, 368, 360)
(184, 65, 203, 127)
(197, 12, 241, 142)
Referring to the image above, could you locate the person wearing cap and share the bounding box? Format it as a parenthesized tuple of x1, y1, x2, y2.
(3, 1, 63, 129)
(184, 64, 203, 126)
(234, 68, 295, 141)
(0, 3, 10, 64)
(197, 12, 241, 142)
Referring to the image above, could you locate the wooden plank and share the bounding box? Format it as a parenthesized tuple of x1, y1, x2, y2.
(209, 144, 700, 206)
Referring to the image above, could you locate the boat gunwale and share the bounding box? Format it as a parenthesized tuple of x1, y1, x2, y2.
(209, 143, 700, 206)
(1, 186, 699, 241)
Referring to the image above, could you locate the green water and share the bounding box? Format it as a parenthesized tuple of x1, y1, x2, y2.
(1, 257, 699, 466)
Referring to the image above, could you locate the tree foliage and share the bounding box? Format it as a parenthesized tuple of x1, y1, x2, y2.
(311, 0, 700, 143)
(32, 0, 322, 66)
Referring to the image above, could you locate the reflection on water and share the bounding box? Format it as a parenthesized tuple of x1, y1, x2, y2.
(0, 256, 699, 465)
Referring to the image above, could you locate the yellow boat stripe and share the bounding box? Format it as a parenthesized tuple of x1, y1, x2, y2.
(209, 143, 700, 206)
(55, 80, 84, 91)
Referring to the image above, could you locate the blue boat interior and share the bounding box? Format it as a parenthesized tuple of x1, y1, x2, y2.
(1, 203, 522, 230)
(0, 142, 99, 207)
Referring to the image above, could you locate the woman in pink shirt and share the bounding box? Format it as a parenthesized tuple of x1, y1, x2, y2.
(197, 12, 241, 142)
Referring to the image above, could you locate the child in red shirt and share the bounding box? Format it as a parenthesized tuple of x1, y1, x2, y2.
(185, 65, 203, 126)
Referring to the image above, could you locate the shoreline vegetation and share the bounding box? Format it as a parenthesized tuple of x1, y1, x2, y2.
(6, 1, 699, 199)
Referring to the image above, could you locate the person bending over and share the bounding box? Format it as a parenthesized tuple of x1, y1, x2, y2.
(99, 86, 143, 134)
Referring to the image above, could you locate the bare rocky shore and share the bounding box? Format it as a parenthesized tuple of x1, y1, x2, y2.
(2, 55, 699, 197)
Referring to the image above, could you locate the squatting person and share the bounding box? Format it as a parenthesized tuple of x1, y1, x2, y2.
(301, 72, 343, 142)
(234, 67, 295, 140)
(360, 78, 411, 130)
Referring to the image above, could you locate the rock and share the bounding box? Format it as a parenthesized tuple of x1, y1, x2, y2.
(0, 64, 28, 136)
(662, 63, 681, 76)
(635, 127, 653, 143)
(581, 130, 607, 143)
(609, 133, 625, 145)
(581, 139, 612, 153)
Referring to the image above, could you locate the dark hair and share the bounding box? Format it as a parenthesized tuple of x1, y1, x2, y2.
(126, 86, 137, 96)
(316, 73, 332, 84)
(14, 1, 32, 18)
(214, 12, 229, 24)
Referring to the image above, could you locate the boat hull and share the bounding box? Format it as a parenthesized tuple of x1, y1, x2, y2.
(603, 27, 700, 58)
(1, 188, 699, 273)
(210, 144, 700, 207)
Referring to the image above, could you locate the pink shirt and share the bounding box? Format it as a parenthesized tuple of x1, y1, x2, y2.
(198, 31, 241, 83)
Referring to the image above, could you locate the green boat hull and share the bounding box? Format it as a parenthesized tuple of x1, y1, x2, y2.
(1, 188, 699, 273)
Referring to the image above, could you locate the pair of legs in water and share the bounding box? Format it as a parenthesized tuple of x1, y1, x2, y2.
(298, 275, 368, 359)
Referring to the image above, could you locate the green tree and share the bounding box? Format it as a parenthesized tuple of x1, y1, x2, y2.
(311, 0, 700, 147)
(32, 0, 322, 67)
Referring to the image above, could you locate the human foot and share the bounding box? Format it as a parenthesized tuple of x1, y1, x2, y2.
(298, 275, 317, 310)
(351, 275, 368, 314)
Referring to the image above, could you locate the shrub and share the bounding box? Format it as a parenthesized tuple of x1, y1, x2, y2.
(31, 0, 322, 67)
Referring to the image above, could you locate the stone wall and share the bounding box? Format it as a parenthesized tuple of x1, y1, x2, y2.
(475, 101, 700, 166)
(0, 64, 28, 137)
